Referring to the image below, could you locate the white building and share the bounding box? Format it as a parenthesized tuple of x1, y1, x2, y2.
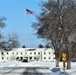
(0, 48, 55, 62)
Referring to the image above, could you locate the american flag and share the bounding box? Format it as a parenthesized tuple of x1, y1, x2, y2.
(26, 9, 35, 14)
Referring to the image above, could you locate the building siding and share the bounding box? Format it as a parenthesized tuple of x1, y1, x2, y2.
(0, 48, 55, 62)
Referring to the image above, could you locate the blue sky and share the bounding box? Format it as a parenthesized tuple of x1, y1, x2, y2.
(0, 0, 47, 48)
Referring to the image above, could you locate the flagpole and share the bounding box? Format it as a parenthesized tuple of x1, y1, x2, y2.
(24, 7, 26, 48)
(24, 8, 35, 48)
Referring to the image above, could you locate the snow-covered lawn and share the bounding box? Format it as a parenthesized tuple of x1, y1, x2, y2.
(29, 61, 76, 75)
(0, 61, 76, 75)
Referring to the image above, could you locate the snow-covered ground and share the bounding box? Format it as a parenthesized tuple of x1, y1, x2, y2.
(0, 61, 76, 75)
(29, 61, 76, 75)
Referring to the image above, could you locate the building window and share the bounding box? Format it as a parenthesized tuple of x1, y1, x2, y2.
(49, 57, 51, 59)
(44, 57, 46, 59)
(1, 52, 4, 55)
(34, 52, 36, 54)
(2, 57, 4, 60)
(44, 52, 46, 54)
(30, 57, 32, 60)
(49, 52, 51, 54)
(53, 57, 55, 59)
(34, 57, 36, 59)
(16, 52, 18, 55)
(38, 52, 40, 54)
(21, 52, 22, 55)
(7, 52, 8, 55)
(20, 57, 23, 60)
(7, 57, 8, 60)
(12, 52, 14, 55)
(30, 52, 32, 54)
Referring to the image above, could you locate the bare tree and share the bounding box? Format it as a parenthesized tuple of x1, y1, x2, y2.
(0, 16, 6, 49)
(7, 33, 20, 48)
(32, 0, 76, 69)
(0, 16, 20, 50)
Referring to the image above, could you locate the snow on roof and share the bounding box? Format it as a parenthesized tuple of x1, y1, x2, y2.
(2, 48, 54, 52)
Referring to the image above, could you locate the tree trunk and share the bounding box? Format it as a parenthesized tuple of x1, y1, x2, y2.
(55, 58, 59, 67)
(55, 50, 60, 67)
(67, 59, 71, 69)
(66, 49, 71, 69)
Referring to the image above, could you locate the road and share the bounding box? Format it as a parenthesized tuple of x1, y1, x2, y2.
(0, 67, 52, 75)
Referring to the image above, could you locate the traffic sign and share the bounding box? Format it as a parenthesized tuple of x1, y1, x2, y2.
(62, 53, 66, 61)
(62, 58, 66, 61)
(62, 53, 66, 57)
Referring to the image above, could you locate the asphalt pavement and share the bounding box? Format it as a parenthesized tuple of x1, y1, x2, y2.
(0, 67, 52, 75)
